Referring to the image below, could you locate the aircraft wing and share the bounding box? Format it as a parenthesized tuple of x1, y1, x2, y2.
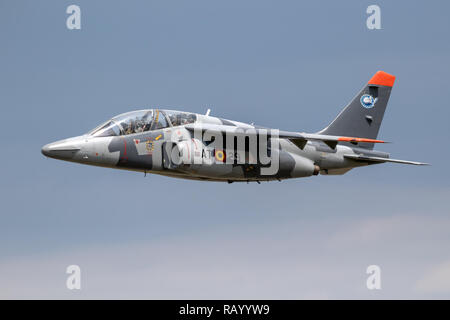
(344, 154, 428, 165)
(184, 123, 386, 149)
(292, 133, 386, 149)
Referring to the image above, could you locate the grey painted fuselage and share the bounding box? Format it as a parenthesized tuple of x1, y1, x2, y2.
(40, 110, 394, 182)
(41, 71, 427, 182)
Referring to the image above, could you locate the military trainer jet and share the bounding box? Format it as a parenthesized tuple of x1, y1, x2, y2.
(41, 71, 427, 183)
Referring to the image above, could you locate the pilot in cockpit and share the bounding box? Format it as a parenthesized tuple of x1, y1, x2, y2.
(135, 119, 145, 133)
(125, 119, 135, 135)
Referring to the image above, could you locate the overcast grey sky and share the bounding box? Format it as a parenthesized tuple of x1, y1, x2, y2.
(0, 0, 449, 299)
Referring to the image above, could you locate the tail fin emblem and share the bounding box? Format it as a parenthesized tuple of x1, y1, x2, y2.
(360, 94, 377, 109)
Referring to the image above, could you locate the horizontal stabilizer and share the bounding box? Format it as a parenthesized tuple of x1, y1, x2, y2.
(344, 154, 429, 166)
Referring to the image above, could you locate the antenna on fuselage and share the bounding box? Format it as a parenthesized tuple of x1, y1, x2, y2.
(205, 108, 211, 116)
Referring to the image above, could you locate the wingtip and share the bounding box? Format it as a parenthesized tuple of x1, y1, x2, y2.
(405, 161, 430, 166)
(337, 136, 386, 144)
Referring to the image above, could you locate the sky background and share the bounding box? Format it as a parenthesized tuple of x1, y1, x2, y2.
(0, 0, 449, 299)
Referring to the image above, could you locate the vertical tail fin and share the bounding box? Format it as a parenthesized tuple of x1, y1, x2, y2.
(319, 71, 395, 149)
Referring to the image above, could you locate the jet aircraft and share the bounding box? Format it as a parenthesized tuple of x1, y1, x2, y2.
(41, 71, 427, 183)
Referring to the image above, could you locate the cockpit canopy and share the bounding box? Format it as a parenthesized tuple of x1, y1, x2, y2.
(89, 109, 197, 137)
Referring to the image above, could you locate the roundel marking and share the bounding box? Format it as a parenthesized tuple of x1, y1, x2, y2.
(360, 94, 376, 109)
(215, 150, 225, 162)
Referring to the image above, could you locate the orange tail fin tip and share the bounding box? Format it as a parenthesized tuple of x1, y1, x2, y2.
(368, 71, 396, 87)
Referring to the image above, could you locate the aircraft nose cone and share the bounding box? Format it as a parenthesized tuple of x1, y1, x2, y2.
(41, 144, 52, 157)
(41, 138, 82, 160)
